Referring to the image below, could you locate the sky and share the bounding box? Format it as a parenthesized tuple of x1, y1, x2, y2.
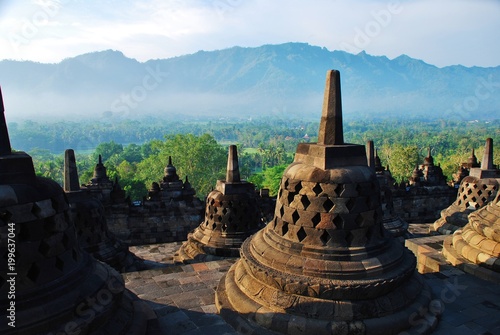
(0, 0, 499, 68)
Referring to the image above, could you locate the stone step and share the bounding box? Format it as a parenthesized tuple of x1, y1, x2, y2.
(406, 235, 454, 274)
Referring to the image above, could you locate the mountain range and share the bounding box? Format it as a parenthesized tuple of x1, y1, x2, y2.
(1, 42, 499, 121)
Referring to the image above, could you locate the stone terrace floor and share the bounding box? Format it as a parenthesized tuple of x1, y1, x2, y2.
(126, 224, 500, 335)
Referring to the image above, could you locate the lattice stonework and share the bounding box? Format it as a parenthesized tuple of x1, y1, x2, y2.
(456, 177, 498, 210)
(272, 176, 382, 246)
(0, 189, 82, 291)
(216, 70, 439, 335)
(204, 191, 261, 235)
(434, 176, 499, 234)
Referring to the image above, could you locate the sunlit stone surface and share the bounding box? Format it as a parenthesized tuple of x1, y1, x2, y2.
(434, 139, 499, 235)
(367, 140, 409, 241)
(216, 71, 440, 334)
(174, 145, 263, 263)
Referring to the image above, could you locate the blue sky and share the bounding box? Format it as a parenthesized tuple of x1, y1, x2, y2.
(0, 0, 499, 67)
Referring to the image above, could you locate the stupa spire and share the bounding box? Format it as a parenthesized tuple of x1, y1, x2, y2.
(64, 149, 80, 192)
(366, 140, 375, 168)
(226, 145, 241, 183)
(0, 87, 36, 184)
(0, 86, 12, 155)
(318, 70, 343, 145)
(481, 138, 494, 170)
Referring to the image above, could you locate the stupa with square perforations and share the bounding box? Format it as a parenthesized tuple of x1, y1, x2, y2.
(0, 87, 148, 335)
(434, 139, 499, 235)
(174, 145, 263, 263)
(216, 70, 440, 334)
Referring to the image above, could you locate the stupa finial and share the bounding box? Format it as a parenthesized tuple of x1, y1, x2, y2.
(318, 70, 343, 145)
(64, 149, 80, 192)
(366, 140, 375, 168)
(0, 86, 12, 155)
(226, 145, 241, 183)
(481, 138, 494, 170)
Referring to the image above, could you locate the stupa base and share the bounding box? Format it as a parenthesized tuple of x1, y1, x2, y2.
(216, 261, 440, 335)
(443, 235, 500, 284)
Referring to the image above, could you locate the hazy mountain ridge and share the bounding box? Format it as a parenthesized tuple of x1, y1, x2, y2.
(1, 43, 499, 121)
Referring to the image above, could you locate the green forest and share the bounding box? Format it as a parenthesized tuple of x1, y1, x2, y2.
(10, 117, 500, 201)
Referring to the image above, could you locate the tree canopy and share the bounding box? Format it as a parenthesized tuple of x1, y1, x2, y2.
(19, 116, 499, 200)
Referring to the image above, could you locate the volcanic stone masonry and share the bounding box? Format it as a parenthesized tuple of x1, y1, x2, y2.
(99, 156, 205, 245)
(391, 149, 456, 223)
(450, 149, 480, 187)
(0, 87, 149, 334)
(409, 148, 447, 187)
(216, 70, 440, 334)
(443, 182, 500, 283)
(366, 140, 409, 241)
(434, 138, 499, 235)
(64, 148, 148, 272)
(174, 145, 264, 263)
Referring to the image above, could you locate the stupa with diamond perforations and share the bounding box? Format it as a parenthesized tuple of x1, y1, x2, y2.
(216, 70, 440, 334)
(174, 145, 263, 263)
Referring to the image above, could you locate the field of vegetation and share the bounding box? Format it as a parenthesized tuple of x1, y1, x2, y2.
(9, 116, 500, 201)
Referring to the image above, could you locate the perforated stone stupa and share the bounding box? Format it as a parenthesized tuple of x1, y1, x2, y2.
(64, 149, 147, 272)
(434, 139, 499, 235)
(0, 87, 148, 334)
(216, 70, 440, 334)
(174, 145, 263, 263)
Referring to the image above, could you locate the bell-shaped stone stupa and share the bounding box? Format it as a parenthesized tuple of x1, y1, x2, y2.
(0, 87, 148, 334)
(216, 70, 440, 334)
(174, 145, 263, 263)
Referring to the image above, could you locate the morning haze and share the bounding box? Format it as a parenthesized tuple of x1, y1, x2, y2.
(1, 43, 499, 122)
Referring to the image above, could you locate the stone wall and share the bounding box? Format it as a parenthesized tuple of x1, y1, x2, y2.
(393, 186, 457, 223)
(106, 200, 204, 245)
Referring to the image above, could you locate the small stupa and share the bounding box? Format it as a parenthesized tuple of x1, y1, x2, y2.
(174, 145, 263, 263)
(146, 156, 198, 202)
(409, 148, 447, 187)
(216, 70, 440, 334)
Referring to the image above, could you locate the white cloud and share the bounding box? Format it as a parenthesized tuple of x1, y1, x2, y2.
(0, 0, 498, 66)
